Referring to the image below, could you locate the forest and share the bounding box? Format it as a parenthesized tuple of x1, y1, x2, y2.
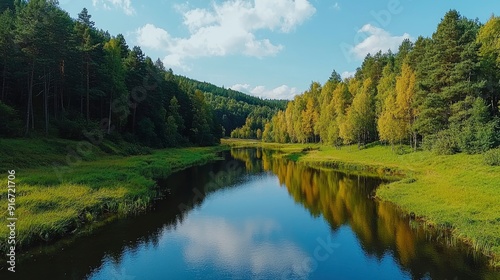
(0, 0, 284, 148)
(235, 10, 500, 157)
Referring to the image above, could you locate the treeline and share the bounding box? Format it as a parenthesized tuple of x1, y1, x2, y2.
(260, 10, 500, 155)
(174, 75, 287, 136)
(229, 105, 277, 139)
(0, 1, 221, 147)
(174, 76, 288, 109)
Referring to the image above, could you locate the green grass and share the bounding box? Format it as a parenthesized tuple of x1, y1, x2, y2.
(0, 138, 227, 251)
(223, 138, 500, 268)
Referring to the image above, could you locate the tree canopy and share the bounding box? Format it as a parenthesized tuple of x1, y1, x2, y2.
(259, 10, 500, 155)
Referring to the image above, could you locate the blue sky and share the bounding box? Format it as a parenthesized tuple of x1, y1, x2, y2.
(59, 0, 500, 100)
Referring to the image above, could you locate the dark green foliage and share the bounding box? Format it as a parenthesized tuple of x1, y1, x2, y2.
(422, 129, 459, 155)
(0, 0, 14, 12)
(175, 75, 287, 109)
(54, 117, 98, 140)
(1, 1, 277, 148)
(484, 148, 500, 166)
(181, 77, 285, 136)
(0, 101, 22, 136)
(450, 97, 498, 154)
(137, 117, 156, 145)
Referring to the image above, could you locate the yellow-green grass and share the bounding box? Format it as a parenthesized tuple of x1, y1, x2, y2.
(0, 138, 227, 251)
(222, 138, 500, 268)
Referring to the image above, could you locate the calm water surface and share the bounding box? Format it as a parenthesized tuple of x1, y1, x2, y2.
(13, 148, 500, 279)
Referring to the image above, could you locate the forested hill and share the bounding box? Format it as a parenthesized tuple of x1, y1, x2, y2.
(243, 10, 500, 156)
(174, 75, 287, 109)
(0, 1, 283, 147)
(174, 75, 287, 137)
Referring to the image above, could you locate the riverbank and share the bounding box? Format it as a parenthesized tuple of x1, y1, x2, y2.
(223, 138, 500, 268)
(0, 138, 227, 252)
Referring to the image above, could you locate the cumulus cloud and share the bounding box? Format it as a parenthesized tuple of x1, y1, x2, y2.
(136, 0, 316, 69)
(341, 71, 355, 79)
(231, 83, 298, 100)
(135, 24, 171, 50)
(230, 84, 251, 92)
(92, 0, 135, 15)
(351, 24, 411, 59)
(172, 217, 309, 278)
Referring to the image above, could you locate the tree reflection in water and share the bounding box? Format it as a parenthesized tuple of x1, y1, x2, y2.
(231, 147, 494, 280)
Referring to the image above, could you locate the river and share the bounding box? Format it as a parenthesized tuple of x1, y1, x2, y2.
(13, 148, 499, 279)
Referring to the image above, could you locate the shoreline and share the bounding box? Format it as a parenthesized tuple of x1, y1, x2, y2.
(223, 138, 500, 268)
(0, 138, 228, 255)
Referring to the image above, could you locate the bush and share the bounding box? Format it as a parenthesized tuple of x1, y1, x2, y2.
(122, 142, 152, 155)
(423, 129, 459, 155)
(484, 148, 500, 166)
(0, 101, 22, 137)
(55, 117, 99, 140)
(457, 121, 497, 154)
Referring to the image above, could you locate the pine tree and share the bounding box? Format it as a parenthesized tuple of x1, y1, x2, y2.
(477, 15, 500, 115)
(0, 8, 14, 101)
(103, 38, 128, 134)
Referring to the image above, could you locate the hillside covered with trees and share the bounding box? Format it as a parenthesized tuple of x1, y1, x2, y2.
(0, 0, 284, 147)
(256, 10, 500, 156)
(174, 75, 287, 137)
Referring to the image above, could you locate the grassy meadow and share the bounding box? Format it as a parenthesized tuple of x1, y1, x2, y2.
(0, 138, 226, 251)
(223, 138, 500, 267)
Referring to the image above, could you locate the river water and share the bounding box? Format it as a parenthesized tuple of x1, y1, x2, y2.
(12, 148, 499, 279)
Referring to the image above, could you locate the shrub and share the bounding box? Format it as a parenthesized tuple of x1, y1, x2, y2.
(458, 120, 497, 154)
(0, 101, 22, 137)
(423, 129, 459, 155)
(484, 148, 500, 166)
(55, 117, 99, 140)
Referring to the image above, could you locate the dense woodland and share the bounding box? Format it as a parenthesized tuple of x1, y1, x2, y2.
(173, 76, 286, 138)
(2, 2, 499, 155)
(248, 10, 500, 155)
(0, 0, 284, 148)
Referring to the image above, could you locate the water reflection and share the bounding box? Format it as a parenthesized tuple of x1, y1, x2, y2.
(172, 217, 308, 277)
(231, 148, 497, 280)
(8, 148, 500, 280)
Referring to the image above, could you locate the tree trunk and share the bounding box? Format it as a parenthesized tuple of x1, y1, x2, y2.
(80, 54, 84, 117)
(107, 91, 113, 134)
(1, 60, 6, 101)
(132, 104, 137, 134)
(44, 71, 48, 136)
(44, 70, 51, 136)
(67, 94, 71, 112)
(86, 57, 90, 122)
(53, 80, 57, 119)
(413, 132, 418, 152)
(25, 61, 35, 136)
(60, 59, 65, 113)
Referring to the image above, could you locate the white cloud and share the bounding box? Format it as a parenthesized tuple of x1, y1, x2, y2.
(171, 217, 309, 278)
(341, 71, 355, 79)
(256, 85, 298, 99)
(230, 84, 251, 92)
(230, 83, 298, 100)
(332, 2, 340, 11)
(135, 24, 171, 50)
(136, 0, 316, 69)
(351, 24, 411, 60)
(92, 0, 135, 15)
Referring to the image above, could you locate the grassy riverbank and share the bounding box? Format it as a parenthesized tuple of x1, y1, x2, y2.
(223, 138, 500, 268)
(0, 138, 226, 251)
